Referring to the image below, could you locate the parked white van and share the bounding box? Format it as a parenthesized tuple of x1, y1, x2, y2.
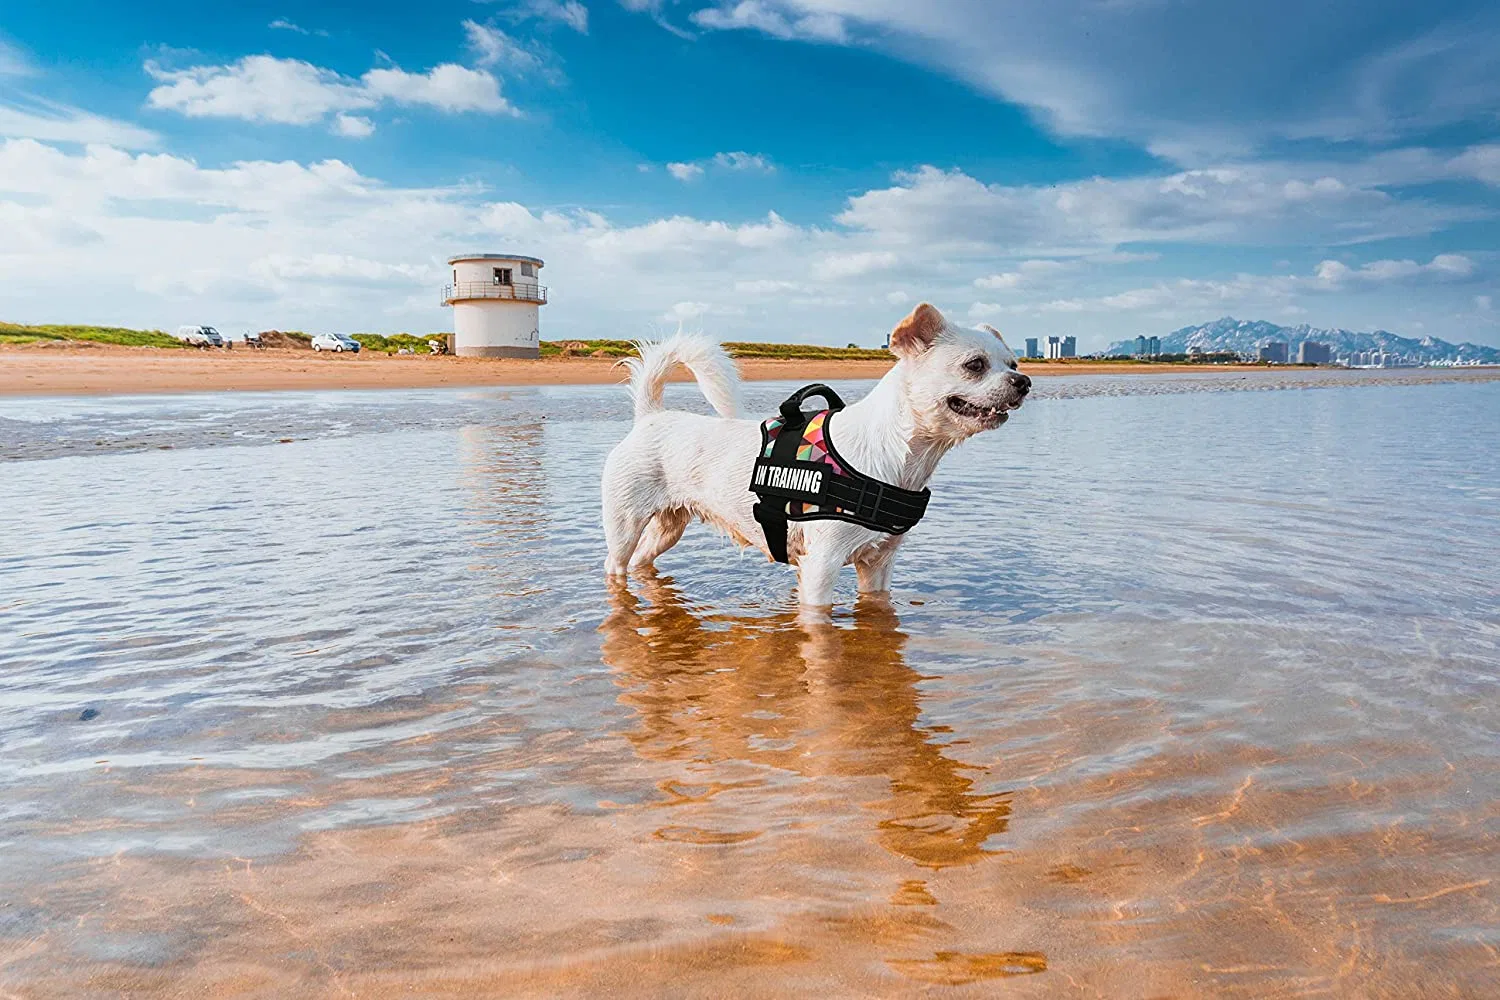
(174, 325, 224, 348)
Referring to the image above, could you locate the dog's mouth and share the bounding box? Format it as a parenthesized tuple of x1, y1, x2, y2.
(946, 395, 1013, 427)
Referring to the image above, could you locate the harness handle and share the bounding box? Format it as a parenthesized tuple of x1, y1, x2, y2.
(778, 384, 845, 424)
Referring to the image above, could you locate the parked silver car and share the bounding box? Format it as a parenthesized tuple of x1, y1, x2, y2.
(311, 333, 361, 353)
(174, 325, 224, 348)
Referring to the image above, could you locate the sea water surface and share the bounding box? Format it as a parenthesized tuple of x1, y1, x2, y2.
(1, 370, 1497, 997)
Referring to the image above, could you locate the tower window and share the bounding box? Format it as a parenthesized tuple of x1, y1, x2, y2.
(493, 267, 512, 285)
(519, 262, 534, 278)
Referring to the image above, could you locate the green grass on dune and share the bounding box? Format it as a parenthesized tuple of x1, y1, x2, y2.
(350, 333, 444, 354)
(539, 338, 635, 358)
(0, 322, 186, 348)
(722, 342, 895, 361)
(537, 339, 896, 361)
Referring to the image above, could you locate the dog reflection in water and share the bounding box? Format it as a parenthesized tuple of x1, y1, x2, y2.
(600, 576, 1010, 869)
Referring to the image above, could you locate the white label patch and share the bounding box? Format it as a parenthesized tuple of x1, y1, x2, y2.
(755, 464, 823, 494)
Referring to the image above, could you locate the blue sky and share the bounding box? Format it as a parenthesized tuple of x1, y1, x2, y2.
(1, 0, 1497, 349)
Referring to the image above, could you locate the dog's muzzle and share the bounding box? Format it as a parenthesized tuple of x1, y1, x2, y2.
(946, 372, 1029, 426)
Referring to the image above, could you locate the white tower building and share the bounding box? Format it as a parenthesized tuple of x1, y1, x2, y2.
(442, 253, 547, 358)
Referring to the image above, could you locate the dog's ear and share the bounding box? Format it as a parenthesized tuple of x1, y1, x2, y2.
(889, 303, 944, 358)
(978, 323, 1006, 344)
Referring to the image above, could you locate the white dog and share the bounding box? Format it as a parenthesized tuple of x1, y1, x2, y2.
(601, 303, 1031, 608)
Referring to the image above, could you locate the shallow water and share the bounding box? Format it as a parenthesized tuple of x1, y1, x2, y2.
(1, 371, 1498, 997)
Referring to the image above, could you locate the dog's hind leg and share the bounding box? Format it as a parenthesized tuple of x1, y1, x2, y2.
(855, 538, 902, 595)
(856, 556, 895, 595)
(630, 507, 690, 571)
(603, 498, 652, 580)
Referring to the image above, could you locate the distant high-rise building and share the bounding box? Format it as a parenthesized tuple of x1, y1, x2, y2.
(1062, 335, 1077, 358)
(1258, 341, 1289, 363)
(1135, 335, 1148, 357)
(1045, 335, 1063, 359)
(1024, 337, 1040, 359)
(1298, 341, 1331, 364)
(1148, 335, 1160, 356)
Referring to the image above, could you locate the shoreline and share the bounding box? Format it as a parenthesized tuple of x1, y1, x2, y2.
(0, 344, 1300, 397)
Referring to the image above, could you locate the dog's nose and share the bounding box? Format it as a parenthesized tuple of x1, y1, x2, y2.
(1007, 371, 1031, 395)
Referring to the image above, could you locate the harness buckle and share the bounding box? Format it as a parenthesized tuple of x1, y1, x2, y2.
(855, 479, 884, 522)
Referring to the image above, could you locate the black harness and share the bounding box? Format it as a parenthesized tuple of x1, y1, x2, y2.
(749, 384, 930, 563)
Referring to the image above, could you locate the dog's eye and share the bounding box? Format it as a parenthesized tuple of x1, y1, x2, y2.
(962, 356, 989, 376)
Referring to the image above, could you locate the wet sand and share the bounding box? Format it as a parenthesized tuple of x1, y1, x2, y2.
(0, 342, 1274, 396)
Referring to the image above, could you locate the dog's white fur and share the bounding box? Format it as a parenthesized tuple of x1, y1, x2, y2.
(601, 303, 1030, 608)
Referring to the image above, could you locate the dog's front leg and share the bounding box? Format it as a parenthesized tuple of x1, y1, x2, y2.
(796, 541, 846, 610)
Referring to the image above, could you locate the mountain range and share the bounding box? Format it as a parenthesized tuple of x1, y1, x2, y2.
(1106, 317, 1500, 363)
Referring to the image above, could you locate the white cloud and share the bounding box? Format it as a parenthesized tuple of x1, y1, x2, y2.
(252, 253, 427, 283)
(146, 56, 356, 124)
(331, 113, 375, 138)
(509, 0, 590, 33)
(362, 64, 512, 113)
(1312, 253, 1475, 288)
(664, 150, 775, 180)
(969, 254, 1484, 320)
(660, 2, 1500, 160)
(735, 278, 804, 294)
(144, 55, 515, 127)
(1447, 144, 1500, 186)
(464, 21, 545, 74)
(1350, 143, 1500, 188)
(268, 18, 328, 37)
(811, 250, 897, 280)
(690, 1, 847, 43)
(663, 301, 709, 323)
(0, 97, 158, 148)
(1087, 251, 1161, 264)
(1, 37, 33, 76)
(973, 259, 1069, 289)
(1476, 294, 1492, 311)
(660, 300, 745, 323)
(712, 150, 774, 172)
(839, 163, 1483, 252)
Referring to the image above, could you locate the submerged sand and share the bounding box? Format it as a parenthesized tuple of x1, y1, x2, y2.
(2, 376, 1497, 997)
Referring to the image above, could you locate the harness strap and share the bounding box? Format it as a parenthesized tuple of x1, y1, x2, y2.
(753, 384, 844, 563)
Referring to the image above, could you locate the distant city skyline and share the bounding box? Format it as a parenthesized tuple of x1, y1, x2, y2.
(1108, 317, 1500, 365)
(1298, 341, 1332, 365)
(1044, 335, 1077, 359)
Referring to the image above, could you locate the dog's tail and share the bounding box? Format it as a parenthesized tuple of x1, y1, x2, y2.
(622, 333, 740, 421)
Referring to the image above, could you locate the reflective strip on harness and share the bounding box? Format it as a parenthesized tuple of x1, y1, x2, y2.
(748, 384, 931, 563)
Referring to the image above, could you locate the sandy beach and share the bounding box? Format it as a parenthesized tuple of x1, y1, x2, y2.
(0, 342, 1276, 396)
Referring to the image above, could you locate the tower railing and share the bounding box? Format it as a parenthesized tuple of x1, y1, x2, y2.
(442, 282, 547, 305)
